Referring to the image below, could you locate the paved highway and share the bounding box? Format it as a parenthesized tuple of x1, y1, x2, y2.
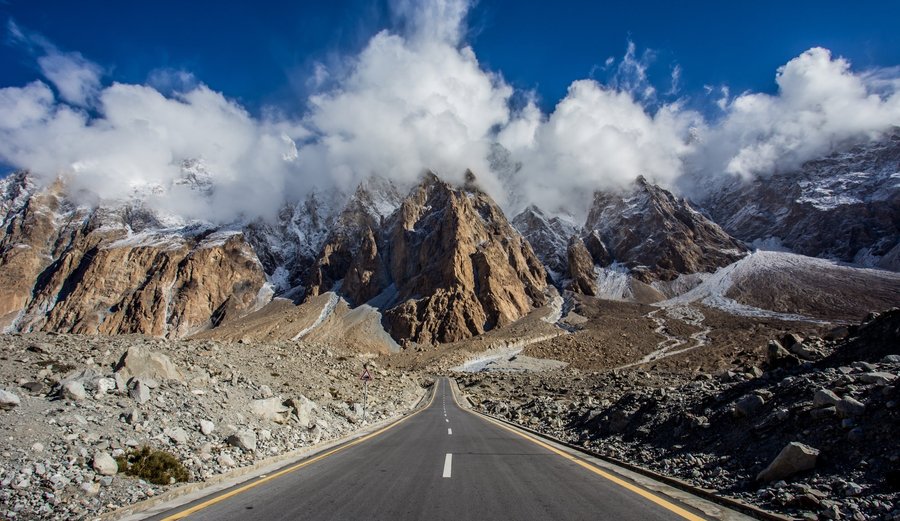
(148, 378, 719, 521)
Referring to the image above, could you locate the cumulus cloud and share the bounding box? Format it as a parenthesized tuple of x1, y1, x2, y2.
(1, 5, 899, 227)
(695, 47, 900, 180)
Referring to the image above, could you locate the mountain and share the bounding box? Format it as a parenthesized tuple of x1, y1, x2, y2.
(310, 172, 549, 344)
(701, 129, 900, 271)
(583, 176, 749, 283)
(0, 172, 269, 337)
(511, 205, 577, 283)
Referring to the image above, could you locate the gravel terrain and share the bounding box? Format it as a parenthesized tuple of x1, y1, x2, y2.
(0, 333, 425, 520)
(459, 309, 900, 520)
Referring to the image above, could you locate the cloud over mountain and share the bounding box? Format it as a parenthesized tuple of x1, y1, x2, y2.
(0, 0, 898, 223)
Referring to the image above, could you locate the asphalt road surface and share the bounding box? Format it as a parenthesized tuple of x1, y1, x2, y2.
(149, 378, 713, 521)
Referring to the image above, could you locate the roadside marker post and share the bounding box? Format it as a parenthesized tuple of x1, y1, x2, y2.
(360, 366, 372, 422)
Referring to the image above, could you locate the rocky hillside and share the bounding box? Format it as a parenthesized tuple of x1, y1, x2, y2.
(0, 333, 425, 520)
(511, 205, 577, 283)
(460, 309, 900, 521)
(701, 129, 900, 271)
(0, 173, 269, 338)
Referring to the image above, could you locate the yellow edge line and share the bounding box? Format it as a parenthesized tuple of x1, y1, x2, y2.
(452, 382, 705, 521)
(160, 382, 438, 520)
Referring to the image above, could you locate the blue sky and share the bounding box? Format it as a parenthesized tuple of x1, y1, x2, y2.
(3, 0, 898, 115)
(1, 0, 898, 221)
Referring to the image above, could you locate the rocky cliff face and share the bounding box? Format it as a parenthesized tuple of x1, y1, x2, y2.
(584, 176, 748, 283)
(309, 172, 548, 344)
(700, 130, 900, 271)
(0, 173, 269, 338)
(511, 205, 577, 283)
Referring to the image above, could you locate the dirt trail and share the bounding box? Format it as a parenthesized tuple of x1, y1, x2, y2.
(617, 304, 711, 369)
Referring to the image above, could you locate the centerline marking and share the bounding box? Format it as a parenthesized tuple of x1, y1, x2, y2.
(448, 428, 452, 435)
(443, 453, 452, 478)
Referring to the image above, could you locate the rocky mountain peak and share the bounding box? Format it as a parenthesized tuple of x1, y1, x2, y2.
(585, 176, 748, 282)
(512, 205, 578, 282)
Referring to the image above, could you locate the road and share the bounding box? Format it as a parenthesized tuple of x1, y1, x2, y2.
(148, 378, 716, 521)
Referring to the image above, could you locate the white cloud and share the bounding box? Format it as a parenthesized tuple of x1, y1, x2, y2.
(1, 8, 899, 228)
(696, 47, 900, 180)
(8, 20, 102, 106)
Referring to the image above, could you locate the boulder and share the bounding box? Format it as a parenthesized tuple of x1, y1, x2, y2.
(789, 342, 820, 361)
(249, 398, 291, 424)
(813, 389, 841, 408)
(92, 452, 118, 476)
(128, 379, 151, 404)
(164, 427, 189, 445)
(286, 395, 318, 428)
(226, 430, 257, 452)
(0, 389, 21, 409)
(757, 442, 819, 482)
(61, 381, 87, 401)
(734, 394, 766, 417)
(199, 420, 215, 436)
(859, 372, 897, 385)
(836, 397, 865, 417)
(115, 346, 182, 382)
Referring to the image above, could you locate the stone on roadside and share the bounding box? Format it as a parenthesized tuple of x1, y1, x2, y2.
(217, 454, 236, 467)
(92, 452, 118, 476)
(0, 389, 21, 409)
(757, 442, 820, 482)
(226, 430, 257, 452)
(258, 384, 274, 399)
(80, 481, 101, 495)
(249, 398, 291, 424)
(286, 395, 318, 429)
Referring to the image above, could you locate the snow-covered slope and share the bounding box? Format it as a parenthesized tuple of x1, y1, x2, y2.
(512, 205, 577, 282)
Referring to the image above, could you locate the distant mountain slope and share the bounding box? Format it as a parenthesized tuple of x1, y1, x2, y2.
(701, 130, 900, 271)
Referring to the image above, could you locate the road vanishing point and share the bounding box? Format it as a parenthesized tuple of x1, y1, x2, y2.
(145, 378, 749, 521)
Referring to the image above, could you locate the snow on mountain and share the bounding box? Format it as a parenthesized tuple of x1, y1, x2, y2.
(511, 205, 577, 282)
(702, 129, 900, 271)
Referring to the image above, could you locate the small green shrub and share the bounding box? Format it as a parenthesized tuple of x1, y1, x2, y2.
(115, 446, 189, 485)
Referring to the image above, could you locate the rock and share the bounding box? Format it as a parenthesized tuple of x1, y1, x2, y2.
(767, 340, 800, 368)
(61, 380, 87, 401)
(164, 427, 189, 445)
(781, 333, 804, 348)
(757, 442, 820, 482)
(199, 420, 215, 436)
(226, 430, 257, 452)
(217, 454, 236, 467)
(0, 389, 21, 409)
(836, 397, 865, 417)
(80, 481, 101, 496)
(734, 394, 766, 417)
(789, 342, 819, 361)
(122, 408, 141, 424)
(824, 326, 850, 341)
(859, 372, 897, 385)
(92, 452, 118, 476)
(566, 236, 598, 296)
(94, 377, 116, 396)
(20, 381, 43, 394)
(128, 379, 151, 404)
(258, 384, 274, 399)
(286, 395, 318, 428)
(813, 389, 841, 408)
(115, 345, 183, 381)
(249, 398, 291, 424)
